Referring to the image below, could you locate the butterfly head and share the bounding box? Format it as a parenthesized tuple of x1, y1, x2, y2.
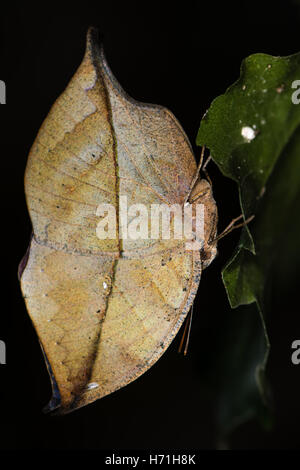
(187, 178, 218, 269)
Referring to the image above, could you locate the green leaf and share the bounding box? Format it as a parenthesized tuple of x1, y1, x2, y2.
(197, 52, 300, 436)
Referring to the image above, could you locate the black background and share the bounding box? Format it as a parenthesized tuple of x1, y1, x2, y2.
(1, 1, 300, 451)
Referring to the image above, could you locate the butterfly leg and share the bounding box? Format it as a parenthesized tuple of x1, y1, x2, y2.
(212, 214, 255, 243)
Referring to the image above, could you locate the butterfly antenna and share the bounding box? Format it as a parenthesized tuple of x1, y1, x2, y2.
(178, 303, 194, 355)
(178, 313, 189, 354)
(202, 155, 212, 186)
(184, 146, 205, 205)
(183, 303, 194, 355)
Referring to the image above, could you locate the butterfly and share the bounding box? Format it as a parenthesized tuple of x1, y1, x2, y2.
(19, 27, 220, 414)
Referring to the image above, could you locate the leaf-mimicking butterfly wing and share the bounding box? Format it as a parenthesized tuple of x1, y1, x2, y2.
(19, 27, 218, 414)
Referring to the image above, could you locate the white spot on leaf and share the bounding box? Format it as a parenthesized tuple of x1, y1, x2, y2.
(276, 84, 284, 93)
(241, 126, 256, 142)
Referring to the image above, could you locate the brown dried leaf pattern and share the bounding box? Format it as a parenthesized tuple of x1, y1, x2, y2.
(19, 28, 218, 413)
